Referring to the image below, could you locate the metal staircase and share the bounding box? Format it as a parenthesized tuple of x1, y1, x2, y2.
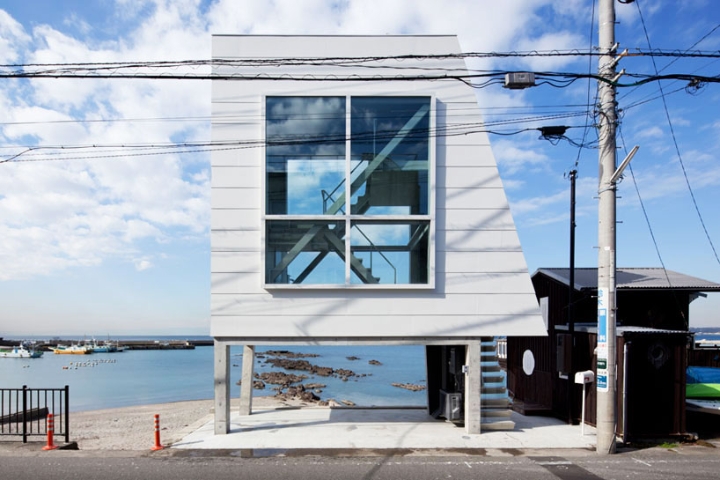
(481, 337, 515, 431)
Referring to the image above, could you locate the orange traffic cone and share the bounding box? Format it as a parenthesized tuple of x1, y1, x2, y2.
(42, 413, 59, 451)
(151, 414, 164, 451)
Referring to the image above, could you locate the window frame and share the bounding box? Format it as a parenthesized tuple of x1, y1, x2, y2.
(262, 94, 435, 290)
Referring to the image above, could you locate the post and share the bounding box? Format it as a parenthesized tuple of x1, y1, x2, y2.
(596, 0, 618, 455)
(568, 169, 577, 425)
(464, 342, 481, 434)
(581, 383, 586, 436)
(64, 385, 70, 443)
(214, 341, 231, 434)
(22, 385, 27, 444)
(239, 345, 256, 415)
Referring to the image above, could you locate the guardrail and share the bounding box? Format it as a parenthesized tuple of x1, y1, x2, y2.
(0, 385, 69, 443)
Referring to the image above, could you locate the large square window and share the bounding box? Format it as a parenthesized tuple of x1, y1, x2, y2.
(265, 96, 433, 287)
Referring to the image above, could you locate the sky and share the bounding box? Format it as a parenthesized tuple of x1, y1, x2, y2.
(0, 0, 719, 335)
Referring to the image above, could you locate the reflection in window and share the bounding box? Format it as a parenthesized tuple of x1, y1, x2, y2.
(265, 96, 432, 286)
(266, 97, 346, 215)
(266, 220, 346, 284)
(350, 221, 430, 285)
(350, 97, 429, 215)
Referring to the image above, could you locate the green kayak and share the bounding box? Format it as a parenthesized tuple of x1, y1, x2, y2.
(686, 383, 720, 399)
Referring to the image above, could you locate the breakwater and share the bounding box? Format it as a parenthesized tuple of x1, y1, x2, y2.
(0, 337, 212, 351)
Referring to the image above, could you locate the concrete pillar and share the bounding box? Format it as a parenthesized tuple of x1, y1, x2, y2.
(239, 345, 255, 415)
(464, 341, 482, 434)
(214, 341, 231, 435)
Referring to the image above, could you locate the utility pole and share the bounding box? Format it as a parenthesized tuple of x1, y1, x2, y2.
(568, 169, 577, 426)
(596, 0, 619, 455)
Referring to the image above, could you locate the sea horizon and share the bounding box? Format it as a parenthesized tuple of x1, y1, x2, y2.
(5, 325, 720, 341)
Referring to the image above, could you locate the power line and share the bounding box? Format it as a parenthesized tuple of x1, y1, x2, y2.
(619, 23, 720, 106)
(1, 68, 717, 89)
(1, 116, 596, 164)
(636, 1, 720, 266)
(2, 47, 720, 72)
(572, 0, 598, 170)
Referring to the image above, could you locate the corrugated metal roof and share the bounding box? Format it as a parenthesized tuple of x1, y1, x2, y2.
(570, 324, 691, 336)
(533, 267, 720, 291)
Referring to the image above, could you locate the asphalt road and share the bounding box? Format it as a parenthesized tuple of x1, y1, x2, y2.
(3, 451, 720, 480)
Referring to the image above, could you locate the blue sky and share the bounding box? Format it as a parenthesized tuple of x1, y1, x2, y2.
(0, 0, 719, 335)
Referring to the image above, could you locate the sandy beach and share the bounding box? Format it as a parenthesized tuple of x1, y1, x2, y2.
(68, 398, 218, 450)
(6, 396, 302, 451)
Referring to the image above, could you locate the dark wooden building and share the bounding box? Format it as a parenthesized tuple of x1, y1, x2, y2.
(507, 268, 720, 440)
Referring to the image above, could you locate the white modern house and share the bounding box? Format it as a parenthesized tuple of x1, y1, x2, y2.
(211, 35, 546, 435)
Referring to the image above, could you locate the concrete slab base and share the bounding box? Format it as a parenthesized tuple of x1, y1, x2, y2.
(172, 407, 597, 451)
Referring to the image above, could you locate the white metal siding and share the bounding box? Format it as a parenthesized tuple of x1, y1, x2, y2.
(211, 35, 546, 339)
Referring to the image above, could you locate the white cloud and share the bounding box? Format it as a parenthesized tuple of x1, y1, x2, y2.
(133, 257, 154, 271)
(510, 189, 567, 216)
(0, 2, 211, 281)
(637, 125, 664, 139)
(0, 9, 30, 63)
(501, 178, 526, 191)
(492, 139, 551, 175)
(516, 32, 587, 71)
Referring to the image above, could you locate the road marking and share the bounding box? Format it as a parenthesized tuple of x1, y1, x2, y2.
(632, 458, 652, 467)
(464, 461, 472, 469)
(532, 457, 605, 480)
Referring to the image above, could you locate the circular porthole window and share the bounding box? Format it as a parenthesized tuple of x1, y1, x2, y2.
(522, 349, 535, 376)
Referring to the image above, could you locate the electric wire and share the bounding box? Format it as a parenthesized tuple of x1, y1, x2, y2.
(619, 23, 720, 105)
(619, 127, 669, 276)
(0, 68, 716, 88)
(0, 103, 594, 128)
(636, 1, 720, 267)
(572, 0, 597, 171)
(2, 47, 720, 72)
(1, 108, 595, 163)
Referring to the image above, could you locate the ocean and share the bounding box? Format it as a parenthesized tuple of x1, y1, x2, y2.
(0, 337, 427, 412)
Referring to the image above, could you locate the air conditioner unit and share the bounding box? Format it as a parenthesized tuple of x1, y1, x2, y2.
(438, 390, 463, 422)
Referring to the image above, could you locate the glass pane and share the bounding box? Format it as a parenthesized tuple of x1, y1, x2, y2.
(350, 97, 430, 215)
(266, 97, 346, 215)
(350, 221, 429, 285)
(266, 220, 346, 284)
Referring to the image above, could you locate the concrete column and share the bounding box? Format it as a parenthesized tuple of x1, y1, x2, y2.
(214, 341, 231, 435)
(239, 345, 255, 415)
(464, 342, 482, 434)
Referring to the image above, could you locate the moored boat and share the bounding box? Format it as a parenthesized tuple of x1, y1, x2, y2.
(87, 339, 118, 353)
(52, 344, 92, 355)
(0, 344, 43, 358)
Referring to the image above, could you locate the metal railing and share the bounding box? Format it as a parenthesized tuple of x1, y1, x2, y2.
(0, 385, 69, 443)
(496, 338, 507, 360)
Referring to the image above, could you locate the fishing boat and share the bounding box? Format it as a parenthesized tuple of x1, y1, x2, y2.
(51, 344, 92, 355)
(0, 344, 43, 358)
(87, 339, 118, 353)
